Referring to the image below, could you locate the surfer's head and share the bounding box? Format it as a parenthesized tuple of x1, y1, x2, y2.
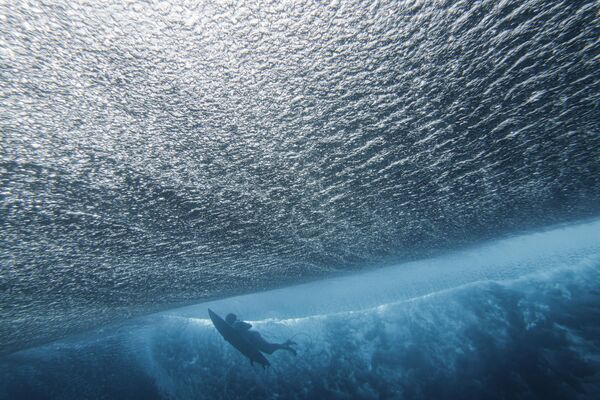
(225, 313, 237, 324)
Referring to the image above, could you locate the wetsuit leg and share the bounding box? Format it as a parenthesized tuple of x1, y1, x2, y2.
(247, 332, 292, 355)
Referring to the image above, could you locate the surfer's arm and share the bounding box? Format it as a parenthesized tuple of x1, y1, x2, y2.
(234, 321, 252, 330)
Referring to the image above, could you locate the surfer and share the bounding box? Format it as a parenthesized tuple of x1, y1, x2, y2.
(225, 313, 297, 356)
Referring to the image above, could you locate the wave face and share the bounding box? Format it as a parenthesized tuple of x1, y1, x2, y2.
(1, 0, 600, 355)
(2, 221, 600, 399)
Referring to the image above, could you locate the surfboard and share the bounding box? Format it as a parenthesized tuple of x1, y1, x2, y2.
(208, 309, 271, 368)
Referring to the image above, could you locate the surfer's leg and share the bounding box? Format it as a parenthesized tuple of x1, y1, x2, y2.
(260, 343, 296, 355)
(259, 343, 278, 354)
(261, 341, 297, 356)
(250, 332, 296, 355)
(249, 332, 278, 354)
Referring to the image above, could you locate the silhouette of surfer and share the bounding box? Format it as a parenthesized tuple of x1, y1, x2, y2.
(225, 313, 297, 356)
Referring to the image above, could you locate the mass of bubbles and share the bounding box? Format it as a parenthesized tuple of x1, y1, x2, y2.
(1, 0, 599, 380)
(2, 260, 599, 399)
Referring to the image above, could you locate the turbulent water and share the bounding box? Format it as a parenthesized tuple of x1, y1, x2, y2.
(1, 0, 600, 398)
(2, 0, 599, 358)
(2, 220, 600, 399)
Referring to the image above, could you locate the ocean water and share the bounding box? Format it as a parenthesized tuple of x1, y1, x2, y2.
(1, 0, 599, 398)
(2, 219, 600, 399)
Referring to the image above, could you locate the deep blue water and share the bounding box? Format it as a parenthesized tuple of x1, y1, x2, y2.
(2, 220, 600, 399)
(2, 0, 600, 398)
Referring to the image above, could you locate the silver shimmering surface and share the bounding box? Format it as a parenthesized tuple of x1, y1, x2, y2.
(1, 0, 599, 355)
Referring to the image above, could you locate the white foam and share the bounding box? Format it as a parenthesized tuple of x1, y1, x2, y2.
(163, 219, 600, 321)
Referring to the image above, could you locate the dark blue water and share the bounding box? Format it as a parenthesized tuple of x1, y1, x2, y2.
(1, 0, 600, 398)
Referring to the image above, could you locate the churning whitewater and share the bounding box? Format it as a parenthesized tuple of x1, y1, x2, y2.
(2, 0, 599, 358)
(1, 0, 600, 398)
(2, 220, 600, 399)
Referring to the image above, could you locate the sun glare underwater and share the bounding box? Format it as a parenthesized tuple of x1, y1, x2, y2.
(1, 0, 600, 399)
